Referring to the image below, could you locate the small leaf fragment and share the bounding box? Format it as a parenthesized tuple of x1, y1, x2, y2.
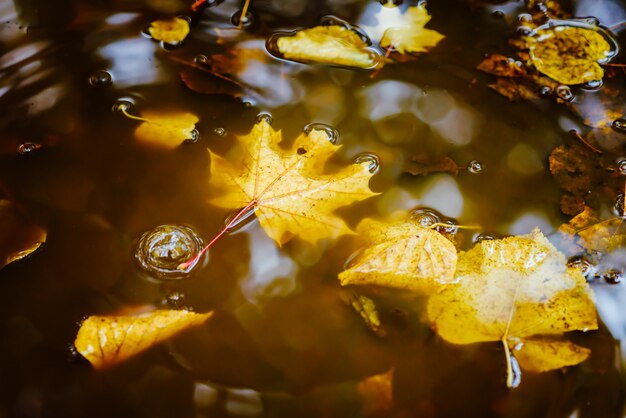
(130, 111, 199, 149)
(74, 309, 213, 368)
(276, 26, 378, 69)
(148, 17, 190, 44)
(0, 199, 46, 270)
(379, 4, 445, 54)
(513, 338, 591, 373)
(527, 25, 611, 85)
(339, 218, 457, 293)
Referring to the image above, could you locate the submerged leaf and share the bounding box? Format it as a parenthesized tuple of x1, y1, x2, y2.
(403, 153, 459, 176)
(0, 200, 46, 269)
(74, 310, 213, 368)
(339, 218, 457, 293)
(357, 369, 394, 416)
(276, 26, 378, 69)
(123, 110, 199, 149)
(148, 17, 190, 44)
(209, 119, 378, 245)
(427, 228, 597, 386)
(379, 4, 445, 54)
(527, 25, 611, 85)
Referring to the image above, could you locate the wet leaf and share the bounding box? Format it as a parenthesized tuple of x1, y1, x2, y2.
(427, 228, 597, 387)
(338, 218, 457, 293)
(122, 109, 199, 149)
(357, 369, 394, 416)
(74, 309, 213, 368)
(403, 154, 459, 176)
(559, 206, 626, 253)
(477, 54, 527, 78)
(148, 17, 190, 44)
(276, 25, 378, 69)
(209, 119, 378, 245)
(342, 292, 386, 337)
(379, 4, 445, 54)
(527, 25, 611, 85)
(0, 200, 46, 270)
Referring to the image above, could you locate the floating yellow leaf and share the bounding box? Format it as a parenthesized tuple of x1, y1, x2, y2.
(559, 206, 626, 253)
(209, 119, 378, 246)
(379, 4, 445, 54)
(527, 25, 611, 85)
(74, 309, 213, 368)
(276, 25, 378, 69)
(427, 228, 597, 387)
(0, 199, 46, 270)
(121, 107, 198, 149)
(339, 218, 457, 293)
(148, 17, 190, 44)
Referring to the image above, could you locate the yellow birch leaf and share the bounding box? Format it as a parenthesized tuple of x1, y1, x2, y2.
(148, 17, 190, 44)
(124, 110, 198, 149)
(276, 25, 379, 69)
(338, 218, 457, 293)
(512, 338, 591, 373)
(427, 228, 597, 387)
(74, 309, 213, 368)
(209, 119, 378, 246)
(0, 200, 46, 270)
(380, 4, 445, 54)
(527, 25, 611, 85)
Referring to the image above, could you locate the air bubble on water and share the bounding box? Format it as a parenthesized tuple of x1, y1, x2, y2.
(556, 85, 574, 102)
(567, 256, 595, 280)
(231, 9, 255, 29)
(256, 112, 272, 124)
(380, 0, 403, 6)
(538, 86, 552, 97)
(112, 99, 134, 113)
(18, 142, 42, 154)
(162, 291, 187, 308)
(492, 10, 505, 18)
(582, 79, 603, 90)
(473, 233, 495, 244)
(410, 208, 441, 228)
(135, 224, 204, 279)
(517, 26, 532, 36)
(184, 128, 201, 144)
(617, 158, 626, 175)
(213, 127, 226, 137)
(353, 153, 380, 173)
(304, 123, 339, 144)
(223, 205, 257, 234)
(518, 13, 532, 23)
(603, 269, 622, 285)
(467, 160, 483, 174)
(612, 118, 626, 133)
(88, 70, 112, 87)
(194, 55, 209, 65)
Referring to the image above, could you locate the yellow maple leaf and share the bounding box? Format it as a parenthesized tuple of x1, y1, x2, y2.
(208, 119, 378, 246)
(338, 218, 457, 293)
(379, 4, 445, 54)
(0, 199, 46, 270)
(427, 228, 597, 387)
(74, 309, 213, 368)
(120, 107, 199, 149)
(276, 25, 379, 69)
(527, 25, 612, 85)
(148, 17, 190, 44)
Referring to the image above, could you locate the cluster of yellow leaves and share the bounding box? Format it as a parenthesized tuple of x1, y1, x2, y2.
(0, 200, 46, 270)
(208, 119, 378, 246)
(148, 17, 190, 44)
(340, 226, 598, 387)
(275, 3, 444, 69)
(74, 309, 212, 368)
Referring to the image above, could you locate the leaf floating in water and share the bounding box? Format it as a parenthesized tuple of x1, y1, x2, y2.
(74, 309, 213, 368)
(275, 25, 379, 69)
(0, 200, 46, 270)
(120, 108, 199, 149)
(558, 206, 626, 254)
(379, 3, 445, 54)
(207, 119, 379, 246)
(339, 218, 457, 293)
(427, 228, 597, 387)
(527, 25, 612, 85)
(148, 17, 190, 44)
(403, 153, 460, 176)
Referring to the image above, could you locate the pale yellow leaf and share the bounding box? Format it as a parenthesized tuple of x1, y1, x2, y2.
(276, 25, 379, 69)
(380, 4, 445, 54)
(339, 218, 457, 293)
(148, 17, 190, 44)
(512, 338, 591, 373)
(0, 199, 46, 270)
(74, 310, 213, 368)
(131, 111, 199, 149)
(209, 119, 378, 245)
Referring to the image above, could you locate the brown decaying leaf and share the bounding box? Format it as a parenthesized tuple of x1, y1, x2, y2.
(403, 154, 459, 176)
(427, 228, 597, 387)
(0, 200, 46, 270)
(477, 54, 527, 78)
(74, 310, 213, 368)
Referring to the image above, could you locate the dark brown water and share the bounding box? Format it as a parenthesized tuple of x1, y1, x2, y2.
(1, 0, 626, 417)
